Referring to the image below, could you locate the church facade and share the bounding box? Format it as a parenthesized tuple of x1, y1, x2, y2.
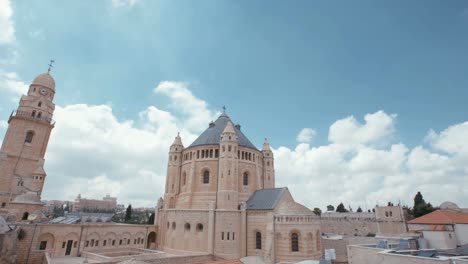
(156, 113, 322, 263)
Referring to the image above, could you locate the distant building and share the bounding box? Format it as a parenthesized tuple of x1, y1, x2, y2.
(73, 194, 117, 212)
(408, 204, 468, 249)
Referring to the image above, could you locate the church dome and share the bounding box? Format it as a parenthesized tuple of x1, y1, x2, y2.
(188, 113, 257, 150)
(32, 73, 55, 90)
(440, 201, 460, 211)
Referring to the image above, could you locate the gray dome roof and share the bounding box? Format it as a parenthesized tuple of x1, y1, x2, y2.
(189, 113, 257, 150)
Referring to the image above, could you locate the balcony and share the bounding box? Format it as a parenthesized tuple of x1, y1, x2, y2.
(9, 110, 55, 126)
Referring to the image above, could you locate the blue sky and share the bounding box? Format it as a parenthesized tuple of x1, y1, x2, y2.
(1, 0, 467, 208)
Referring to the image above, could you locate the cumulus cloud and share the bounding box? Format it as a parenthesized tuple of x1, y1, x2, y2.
(41, 82, 218, 206)
(154, 81, 220, 133)
(329, 110, 396, 146)
(275, 111, 468, 210)
(0, 0, 15, 44)
(0, 70, 28, 100)
(296, 128, 316, 143)
(426, 122, 468, 156)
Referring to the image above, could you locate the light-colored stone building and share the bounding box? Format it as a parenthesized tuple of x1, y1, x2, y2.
(1, 69, 321, 263)
(156, 113, 322, 263)
(0, 71, 56, 222)
(73, 194, 117, 212)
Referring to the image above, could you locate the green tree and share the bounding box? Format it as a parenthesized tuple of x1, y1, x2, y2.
(313, 208, 322, 216)
(326, 205, 335, 211)
(125, 204, 132, 222)
(336, 203, 348, 213)
(357, 206, 363, 213)
(412, 192, 436, 218)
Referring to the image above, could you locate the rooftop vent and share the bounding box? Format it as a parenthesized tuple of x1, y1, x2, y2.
(209, 121, 215, 128)
(235, 124, 241, 130)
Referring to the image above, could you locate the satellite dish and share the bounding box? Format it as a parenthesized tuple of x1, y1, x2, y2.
(28, 214, 38, 221)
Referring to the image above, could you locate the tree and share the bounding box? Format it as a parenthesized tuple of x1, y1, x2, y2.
(326, 205, 335, 211)
(336, 203, 348, 213)
(357, 206, 363, 213)
(125, 204, 132, 222)
(411, 191, 437, 218)
(313, 208, 322, 216)
(148, 213, 155, 224)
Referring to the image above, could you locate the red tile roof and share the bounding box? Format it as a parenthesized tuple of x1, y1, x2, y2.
(408, 210, 468, 225)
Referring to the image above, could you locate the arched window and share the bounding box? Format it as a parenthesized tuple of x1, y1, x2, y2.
(37, 112, 42, 118)
(291, 233, 299, 252)
(203, 170, 209, 184)
(172, 222, 176, 230)
(31, 110, 36, 117)
(25, 131, 34, 143)
(256, 232, 262, 249)
(243, 172, 249, 186)
(185, 223, 191, 231)
(196, 223, 203, 232)
(390, 211, 393, 217)
(22, 212, 29, 220)
(38, 101, 42, 107)
(182, 172, 187, 185)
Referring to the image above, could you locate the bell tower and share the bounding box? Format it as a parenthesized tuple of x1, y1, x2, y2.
(164, 133, 183, 209)
(0, 67, 56, 211)
(262, 139, 275, 189)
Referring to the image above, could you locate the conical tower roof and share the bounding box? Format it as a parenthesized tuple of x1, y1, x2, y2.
(189, 113, 257, 150)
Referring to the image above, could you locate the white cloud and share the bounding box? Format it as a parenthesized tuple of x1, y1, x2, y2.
(275, 112, 468, 210)
(329, 110, 396, 146)
(154, 81, 220, 133)
(111, 0, 139, 8)
(426, 122, 468, 156)
(0, 0, 15, 44)
(296, 128, 316, 143)
(0, 120, 7, 129)
(0, 70, 28, 100)
(42, 82, 215, 206)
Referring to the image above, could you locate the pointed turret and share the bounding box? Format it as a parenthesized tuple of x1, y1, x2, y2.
(217, 121, 239, 210)
(262, 138, 275, 189)
(221, 121, 237, 142)
(262, 138, 271, 151)
(164, 133, 184, 208)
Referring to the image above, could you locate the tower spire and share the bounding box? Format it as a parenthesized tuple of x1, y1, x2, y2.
(47, 60, 55, 74)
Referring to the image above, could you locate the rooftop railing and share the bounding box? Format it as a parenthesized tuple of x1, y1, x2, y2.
(9, 110, 55, 125)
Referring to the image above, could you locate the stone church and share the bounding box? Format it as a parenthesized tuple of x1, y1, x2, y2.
(156, 112, 322, 263)
(0, 69, 322, 263)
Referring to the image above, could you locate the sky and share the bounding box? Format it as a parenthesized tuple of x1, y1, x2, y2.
(0, 0, 467, 210)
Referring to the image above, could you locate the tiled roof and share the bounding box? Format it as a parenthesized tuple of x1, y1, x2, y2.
(188, 113, 257, 150)
(408, 210, 468, 225)
(246, 188, 286, 210)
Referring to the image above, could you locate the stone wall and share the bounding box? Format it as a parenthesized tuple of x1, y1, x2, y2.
(161, 209, 209, 253)
(0, 222, 19, 264)
(273, 216, 322, 263)
(320, 211, 407, 237)
(12, 223, 156, 264)
(321, 215, 378, 236)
